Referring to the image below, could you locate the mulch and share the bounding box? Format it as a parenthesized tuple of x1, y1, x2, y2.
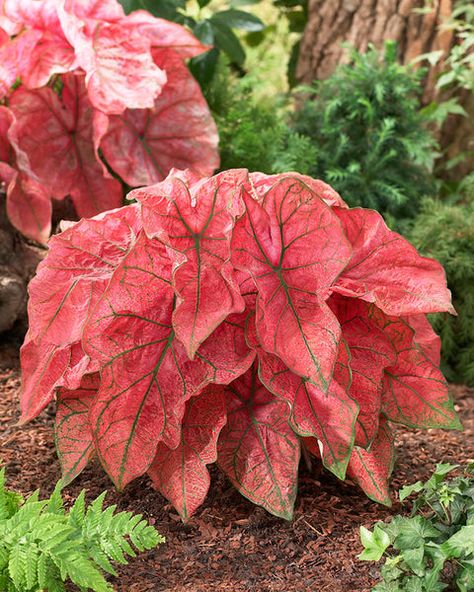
(1, 344, 473, 592)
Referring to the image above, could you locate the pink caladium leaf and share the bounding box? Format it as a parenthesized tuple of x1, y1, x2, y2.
(333, 208, 455, 316)
(246, 313, 357, 479)
(405, 314, 441, 367)
(217, 364, 300, 519)
(100, 49, 219, 188)
(58, 0, 166, 114)
(370, 307, 461, 430)
(346, 417, 395, 505)
(122, 11, 208, 58)
(134, 170, 245, 358)
(55, 373, 99, 485)
(148, 387, 227, 521)
(329, 294, 396, 448)
(232, 176, 352, 390)
(10, 74, 123, 217)
(20, 205, 140, 422)
(0, 29, 42, 98)
(83, 231, 222, 489)
(248, 172, 348, 208)
(6, 173, 51, 244)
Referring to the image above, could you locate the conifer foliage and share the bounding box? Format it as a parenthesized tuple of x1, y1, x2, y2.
(20, 169, 460, 520)
(0, 469, 163, 592)
(0, 0, 219, 244)
(293, 42, 437, 222)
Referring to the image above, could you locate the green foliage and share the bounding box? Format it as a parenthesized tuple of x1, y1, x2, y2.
(205, 59, 316, 174)
(410, 174, 474, 386)
(0, 470, 164, 592)
(293, 41, 439, 222)
(360, 463, 474, 592)
(118, 0, 265, 85)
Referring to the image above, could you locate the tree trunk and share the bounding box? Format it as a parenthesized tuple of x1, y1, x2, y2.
(0, 194, 46, 336)
(296, 0, 473, 177)
(296, 0, 453, 99)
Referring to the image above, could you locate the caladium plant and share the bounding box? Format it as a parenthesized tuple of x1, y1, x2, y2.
(0, 0, 219, 244)
(20, 169, 461, 521)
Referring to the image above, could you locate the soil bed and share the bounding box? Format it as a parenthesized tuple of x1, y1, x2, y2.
(1, 347, 473, 592)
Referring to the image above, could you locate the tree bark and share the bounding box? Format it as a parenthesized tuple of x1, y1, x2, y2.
(0, 194, 45, 336)
(296, 0, 453, 100)
(296, 0, 473, 176)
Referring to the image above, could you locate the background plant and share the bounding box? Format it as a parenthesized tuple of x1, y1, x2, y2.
(0, 469, 163, 592)
(292, 41, 439, 226)
(19, 169, 459, 522)
(410, 173, 474, 386)
(0, 0, 219, 245)
(204, 59, 316, 173)
(359, 463, 474, 592)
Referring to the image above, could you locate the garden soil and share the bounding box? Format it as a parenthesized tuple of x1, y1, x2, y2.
(1, 342, 473, 592)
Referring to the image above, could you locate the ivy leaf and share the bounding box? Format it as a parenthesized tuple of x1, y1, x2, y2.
(359, 524, 391, 561)
(441, 525, 474, 558)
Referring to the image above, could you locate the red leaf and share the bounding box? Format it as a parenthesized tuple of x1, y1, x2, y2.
(55, 373, 99, 484)
(198, 310, 256, 385)
(249, 313, 357, 479)
(232, 175, 352, 390)
(370, 308, 461, 430)
(405, 314, 441, 366)
(134, 170, 245, 358)
(330, 295, 396, 448)
(58, 0, 166, 114)
(20, 205, 139, 422)
(83, 232, 219, 488)
(122, 11, 208, 58)
(10, 74, 123, 217)
(346, 417, 395, 505)
(217, 364, 300, 519)
(6, 173, 51, 244)
(148, 387, 227, 520)
(100, 49, 219, 188)
(0, 29, 42, 98)
(333, 208, 455, 315)
(248, 172, 348, 208)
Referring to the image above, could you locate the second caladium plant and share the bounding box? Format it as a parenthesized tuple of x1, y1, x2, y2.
(0, 0, 219, 244)
(20, 169, 461, 520)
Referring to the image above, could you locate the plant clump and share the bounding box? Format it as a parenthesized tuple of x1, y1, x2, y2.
(20, 169, 460, 520)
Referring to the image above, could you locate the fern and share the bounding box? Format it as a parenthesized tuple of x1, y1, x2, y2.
(293, 41, 439, 224)
(410, 173, 474, 386)
(0, 470, 164, 592)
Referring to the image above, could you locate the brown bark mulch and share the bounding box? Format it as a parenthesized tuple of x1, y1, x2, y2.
(1, 347, 473, 592)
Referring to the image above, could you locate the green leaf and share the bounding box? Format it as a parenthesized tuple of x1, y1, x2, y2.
(441, 525, 474, 558)
(189, 47, 220, 86)
(210, 21, 245, 65)
(211, 9, 265, 32)
(359, 524, 391, 561)
(399, 481, 423, 502)
(401, 547, 425, 576)
(392, 516, 439, 550)
(193, 20, 214, 45)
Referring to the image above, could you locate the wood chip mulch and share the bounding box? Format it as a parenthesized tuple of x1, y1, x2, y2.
(1, 345, 473, 592)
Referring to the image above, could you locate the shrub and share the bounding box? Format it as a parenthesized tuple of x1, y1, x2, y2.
(205, 59, 316, 174)
(0, 0, 219, 244)
(0, 469, 163, 592)
(359, 463, 474, 592)
(293, 41, 438, 223)
(410, 174, 474, 385)
(20, 169, 460, 520)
